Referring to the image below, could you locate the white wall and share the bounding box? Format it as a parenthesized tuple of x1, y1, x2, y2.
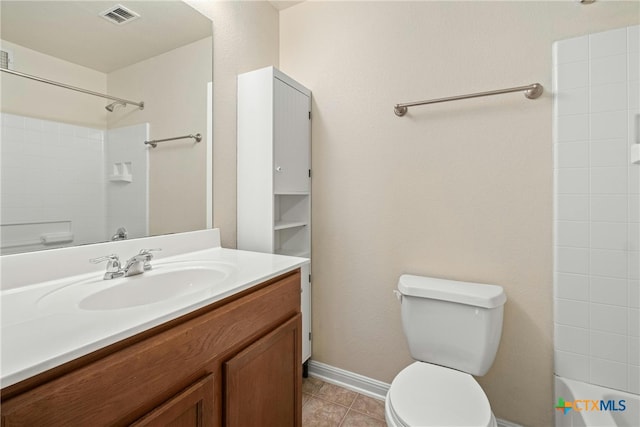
(554, 25, 640, 394)
(107, 37, 212, 237)
(0, 40, 107, 129)
(279, 1, 639, 426)
(185, 0, 280, 247)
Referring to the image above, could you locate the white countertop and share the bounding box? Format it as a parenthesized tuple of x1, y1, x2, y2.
(0, 230, 308, 388)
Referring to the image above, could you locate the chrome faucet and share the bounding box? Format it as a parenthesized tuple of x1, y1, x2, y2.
(122, 249, 161, 277)
(111, 227, 128, 241)
(90, 249, 161, 280)
(90, 254, 125, 280)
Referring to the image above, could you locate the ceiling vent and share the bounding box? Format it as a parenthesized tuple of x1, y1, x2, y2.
(0, 49, 14, 70)
(99, 4, 140, 25)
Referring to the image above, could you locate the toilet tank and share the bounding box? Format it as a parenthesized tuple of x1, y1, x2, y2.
(397, 274, 506, 376)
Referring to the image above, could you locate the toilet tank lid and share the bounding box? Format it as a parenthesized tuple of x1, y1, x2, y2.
(398, 274, 506, 308)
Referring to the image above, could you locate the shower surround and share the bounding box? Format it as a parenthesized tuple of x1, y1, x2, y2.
(553, 25, 640, 395)
(0, 113, 148, 254)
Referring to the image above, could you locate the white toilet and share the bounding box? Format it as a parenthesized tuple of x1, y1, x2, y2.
(385, 274, 507, 427)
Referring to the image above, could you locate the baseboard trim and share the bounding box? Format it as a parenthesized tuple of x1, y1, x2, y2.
(307, 360, 522, 427)
(307, 360, 389, 401)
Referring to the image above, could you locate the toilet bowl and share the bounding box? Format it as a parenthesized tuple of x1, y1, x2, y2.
(384, 362, 497, 427)
(387, 274, 506, 427)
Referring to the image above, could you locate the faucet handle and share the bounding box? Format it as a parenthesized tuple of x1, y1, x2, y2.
(89, 254, 123, 279)
(138, 248, 161, 256)
(90, 254, 121, 268)
(138, 248, 161, 270)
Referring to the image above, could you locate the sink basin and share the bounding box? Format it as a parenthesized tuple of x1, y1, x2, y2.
(37, 262, 235, 311)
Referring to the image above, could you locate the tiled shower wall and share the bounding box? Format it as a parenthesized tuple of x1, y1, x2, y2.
(0, 113, 106, 253)
(553, 26, 640, 394)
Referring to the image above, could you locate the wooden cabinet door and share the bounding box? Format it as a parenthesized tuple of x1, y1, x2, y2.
(225, 314, 302, 427)
(131, 374, 215, 427)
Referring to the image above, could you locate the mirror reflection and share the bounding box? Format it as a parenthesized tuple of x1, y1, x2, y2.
(0, 1, 213, 255)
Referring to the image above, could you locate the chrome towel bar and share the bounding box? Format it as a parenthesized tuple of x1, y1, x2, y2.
(394, 83, 543, 116)
(144, 133, 202, 148)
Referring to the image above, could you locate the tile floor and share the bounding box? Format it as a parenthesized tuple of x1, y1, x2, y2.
(302, 376, 386, 427)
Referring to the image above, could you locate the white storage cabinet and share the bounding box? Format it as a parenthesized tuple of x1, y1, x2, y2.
(237, 66, 312, 366)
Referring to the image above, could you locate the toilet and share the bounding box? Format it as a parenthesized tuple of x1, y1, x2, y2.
(385, 274, 507, 427)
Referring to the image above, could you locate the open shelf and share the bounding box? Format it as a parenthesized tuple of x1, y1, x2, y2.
(274, 221, 307, 231)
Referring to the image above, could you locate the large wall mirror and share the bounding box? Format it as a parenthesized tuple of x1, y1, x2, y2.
(0, 1, 213, 255)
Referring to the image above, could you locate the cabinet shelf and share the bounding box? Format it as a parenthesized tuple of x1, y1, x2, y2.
(276, 249, 310, 258)
(274, 221, 307, 231)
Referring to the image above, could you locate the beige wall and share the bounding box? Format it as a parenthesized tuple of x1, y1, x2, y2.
(0, 39, 107, 129)
(186, 0, 280, 246)
(107, 37, 212, 236)
(279, 2, 639, 426)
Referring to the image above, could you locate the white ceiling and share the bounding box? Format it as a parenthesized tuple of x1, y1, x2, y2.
(268, 1, 305, 11)
(0, 1, 212, 73)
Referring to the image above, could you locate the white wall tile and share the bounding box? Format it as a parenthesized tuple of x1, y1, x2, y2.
(591, 195, 628, 222)
(555, 29, 637, 389)
(557, 247, 589, 274)
(1, 113, 25, 129)
(629, 54, 639, 82)
(629, 365, 640, 394)
(557, 114, 589, 142)
(630, 165, 639, 195)
(591, 330, 628, 363)
(556, 273, 589, 301)
(591, 302, 628, 334)
(591, 55, 627, 86)
(630, 82, 640, 110)
(630, 309, 640, 337)
(590, 27, 627, 58)
(556, 299, 589, 328)
(557, 221, 589, 248)
(630, 337, 640, 366)
(590, 139, 627, 167)
(591, 222, 627, 251)
(556, 142, 588, 168)
(24, 117, 42, 132)
(591, 167, 627, 194)
(591, 249, 628, 279)
(555, 350, 589, 382)
(591, 111, 627, 140)
(591, 276, 627, 306)
(556, 324, 589, 355)
(557, 87, 589, 116)
(557, 61, 589, 90)
(630, 280, 640, 309)
(591, 83, 628, 113)
(630, 196, 639, 222)
(630, 252, 639, 280)
(590, 358, 628, 391)
(557, 168, 589, 194)
(556, 36, 589, 64)
(558, 195, 589, 221)
(630, 223, 639, 251)
(629, 26, 640, 54)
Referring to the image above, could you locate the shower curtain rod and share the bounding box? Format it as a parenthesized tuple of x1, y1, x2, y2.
(393, 83, 543, 116)
(1, 68, 144, 110)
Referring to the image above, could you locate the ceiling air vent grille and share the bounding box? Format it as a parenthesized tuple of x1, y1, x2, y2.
(0, 50, 14, 70)
(99, 4, 140, 25)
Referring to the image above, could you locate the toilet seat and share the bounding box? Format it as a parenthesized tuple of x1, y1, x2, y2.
(385, 362, 496, 427)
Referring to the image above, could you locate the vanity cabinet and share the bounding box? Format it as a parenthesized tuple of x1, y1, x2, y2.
(0, 270, 302, 427)
(237, 66, 312, 366)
